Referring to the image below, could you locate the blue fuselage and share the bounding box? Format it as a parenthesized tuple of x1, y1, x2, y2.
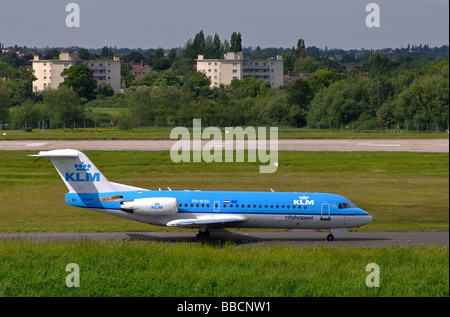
(65, 190, 372, 230)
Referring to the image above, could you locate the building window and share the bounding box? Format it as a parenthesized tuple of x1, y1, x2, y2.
(232, 69, 237, 73)
(232, 62, 238, 67)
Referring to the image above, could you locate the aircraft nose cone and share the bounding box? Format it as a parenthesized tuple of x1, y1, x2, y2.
(360, 209, 372, 226)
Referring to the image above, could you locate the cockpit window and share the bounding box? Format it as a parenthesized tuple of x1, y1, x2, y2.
(338, 203, 351, 209)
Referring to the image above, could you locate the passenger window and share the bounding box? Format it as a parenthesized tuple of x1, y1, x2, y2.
(265, 205, 268, 208)
(304, 206, 307, 209)
(276, 205, 279, 209)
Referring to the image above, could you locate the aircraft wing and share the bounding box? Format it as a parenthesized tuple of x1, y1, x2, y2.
(166, 215, 246, 228)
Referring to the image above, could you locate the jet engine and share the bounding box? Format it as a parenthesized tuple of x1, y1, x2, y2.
(120, 197, 178, 216)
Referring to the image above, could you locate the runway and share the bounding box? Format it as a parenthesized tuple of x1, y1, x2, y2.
(0, 231, 447, 247)
(0, 139, 448, 152)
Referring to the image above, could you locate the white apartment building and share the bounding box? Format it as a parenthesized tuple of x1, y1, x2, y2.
(32, 51, 121, 93)
(196, 52, 284, 88)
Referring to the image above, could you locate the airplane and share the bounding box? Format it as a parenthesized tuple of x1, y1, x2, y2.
(30, 149, 372, 241)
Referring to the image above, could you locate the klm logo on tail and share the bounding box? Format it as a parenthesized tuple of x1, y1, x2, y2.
(65, 163, 100, 182)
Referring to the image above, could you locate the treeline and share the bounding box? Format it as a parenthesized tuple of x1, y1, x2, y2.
(4, 55, 447, 130)
(0, 32, 449, 130)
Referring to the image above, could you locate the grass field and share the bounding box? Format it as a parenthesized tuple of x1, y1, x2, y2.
(0, 150, 448, 298)
(0, 241, 448, 297)
(1, 127, 448, 140)
(0, 150, 448, 232)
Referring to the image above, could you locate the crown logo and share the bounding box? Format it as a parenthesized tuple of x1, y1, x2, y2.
(74, 162, 91, 171)
(299, 195, 309, 200)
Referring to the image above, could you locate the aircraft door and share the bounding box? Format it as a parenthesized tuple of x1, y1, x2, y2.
(214, 201, 220, 212)
(321, 203, 331, 221)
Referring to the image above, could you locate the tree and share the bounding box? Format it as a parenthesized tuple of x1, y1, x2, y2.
(153, 71, 181, 87)
(61, 64, 97, 100)
(182, 71, 211, 97)
(9, 101, 45, 128)
(230, 77, 269, 98)
(95, 83, 115, 98)
(78, 48, 90, 60)
(212, 34, 222, 59)
(100, 46, 113, 58)
(193, 31, 205, 56)
(154, 47, 164, 59)
(0, 79, 11, 121)
(293, 56, 320, 73)
(230, 32, 242, 52)
(307, 68, 343, 93)
(152, 58, 171, 71)
(286, 78, 314, 126)
(369, 54, 392, 78)
(295, 39, 306, 58)
(124, 50, 145, 63)
(43, 86, 84, 128)
(168, 48, 177, 64)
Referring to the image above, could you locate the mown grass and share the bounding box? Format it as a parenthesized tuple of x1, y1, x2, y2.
(1, 127, 448, 140)
(0, 151, 448, 232)
(0, 241, 447, 297)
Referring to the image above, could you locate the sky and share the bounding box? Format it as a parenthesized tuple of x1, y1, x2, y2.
(0, 0, 448, 50)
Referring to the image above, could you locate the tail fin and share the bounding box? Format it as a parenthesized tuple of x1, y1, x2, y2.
(30, 149, 115, 193)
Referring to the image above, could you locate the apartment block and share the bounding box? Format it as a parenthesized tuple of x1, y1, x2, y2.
(196, 52, 283, 88)
(32, 51, 121, 93)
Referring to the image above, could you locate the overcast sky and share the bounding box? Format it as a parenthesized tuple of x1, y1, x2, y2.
(1, 0, 448, 50)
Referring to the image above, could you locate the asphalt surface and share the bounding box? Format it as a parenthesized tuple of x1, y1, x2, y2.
(0, 231, 448, 247)
(0, 139, 448, 152)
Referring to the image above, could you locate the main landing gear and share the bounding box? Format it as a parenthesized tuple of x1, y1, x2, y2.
(327, 233, 334, 241)
(196, 229, 210, 241)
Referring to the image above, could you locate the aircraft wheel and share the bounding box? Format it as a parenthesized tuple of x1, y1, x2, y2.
(196, 229, 210, 242)
(327, 234, 334, 241)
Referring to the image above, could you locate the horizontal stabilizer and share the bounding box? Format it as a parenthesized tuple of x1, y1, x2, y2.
(29, 149, 79, 158)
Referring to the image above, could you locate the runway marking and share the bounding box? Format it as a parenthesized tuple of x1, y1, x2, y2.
(25, 143, 47, 147)
(357, 143, 400, 147)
